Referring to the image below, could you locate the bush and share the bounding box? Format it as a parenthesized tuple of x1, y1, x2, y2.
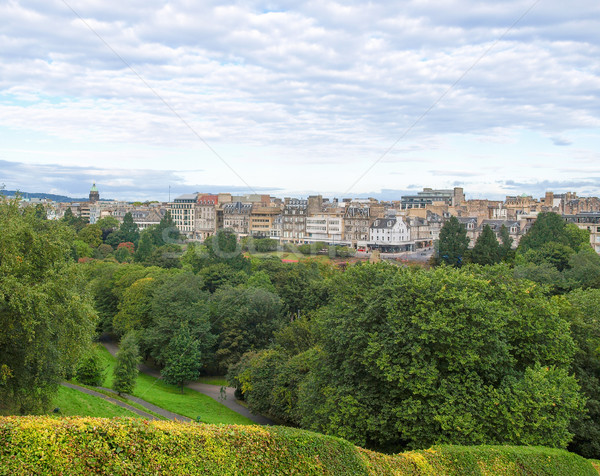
(75, 350, 104, 387)
(0, 417, 596, 475)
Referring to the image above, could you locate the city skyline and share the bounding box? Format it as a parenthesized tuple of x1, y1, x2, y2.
(2, 1, 600, 200)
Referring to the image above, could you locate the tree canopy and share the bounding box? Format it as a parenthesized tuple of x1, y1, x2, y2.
(437, 216, 470, 267)
(0, 199, 96, 414)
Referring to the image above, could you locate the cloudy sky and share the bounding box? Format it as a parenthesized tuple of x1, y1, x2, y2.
(1, 0, 600, 201)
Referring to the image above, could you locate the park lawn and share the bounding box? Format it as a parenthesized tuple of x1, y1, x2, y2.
(50, 385, 140, 418)
(97, 345, 254, 426)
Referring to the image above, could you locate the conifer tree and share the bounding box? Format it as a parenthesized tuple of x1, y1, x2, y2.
(161, 324, 202, 393)
(470, 224, 501, 265)
(437, 216, 470, 267)
(499, 224, 514, 261)
(113, 332, 141, 395)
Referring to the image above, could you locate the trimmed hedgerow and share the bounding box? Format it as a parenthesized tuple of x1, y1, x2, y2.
(0, 417, 596, 475)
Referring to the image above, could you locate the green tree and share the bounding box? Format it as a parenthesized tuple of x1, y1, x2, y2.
(96, 216, 120, 242)
(498, 224, 514, 261)
(469, 225, 500, 265)
(148, 211, 181, 247)
(437, 216, 470, 267)
(237, 263, 583, 451)
(112, 277, 158, 337)
(78, 224, 103, 248)
(34, 203, 47, 220)
(563, 289, 600, 459)
(106, 212, 140, 247)
(113, 332, 141, 396)
(161, 324, 202, 393)
(61, 207, 87, 232)
(76, 349, 104, 387)
(141, 273, 214, 366)
(519, 212, 589, 254)
(134, 230, 155, 263)
(0, 199, 97, 414)
(209, 286, 285, 373)
(73, 239, 93, 259)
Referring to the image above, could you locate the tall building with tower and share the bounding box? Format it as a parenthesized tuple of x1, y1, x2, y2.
(89, 183, 100, 203)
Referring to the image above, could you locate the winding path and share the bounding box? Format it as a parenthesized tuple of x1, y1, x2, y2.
(101, 340, 274, 426)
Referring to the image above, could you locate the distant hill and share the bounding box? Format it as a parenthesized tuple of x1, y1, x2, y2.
(1, 190, 89, 202)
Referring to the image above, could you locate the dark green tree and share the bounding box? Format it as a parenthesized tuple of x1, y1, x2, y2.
(75, 348, 104, 386)
(134, 230, 155, 263)
(34, 204, 47, 220)
(96, 216, 120, 242)
(519, 212, 589, 253)
(161, 324, 202, 393)
(113, 332, 141, 396)
(141, 272, 214, 366)
(0, 199, 97, 414)
(563, 289, 600, 459)
(106, 212, 140, 247)
(437, 216, 470, 267)
(209, 286, 285, 373)
(498, 224, 514, 261)
(149, 211, 181, 247)
(469, 225, 500, 265)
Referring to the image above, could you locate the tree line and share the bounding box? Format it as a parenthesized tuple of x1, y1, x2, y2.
(2, 199, 600, 460)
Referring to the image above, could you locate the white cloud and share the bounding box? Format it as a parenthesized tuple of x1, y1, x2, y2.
(1, 0, 600, 198)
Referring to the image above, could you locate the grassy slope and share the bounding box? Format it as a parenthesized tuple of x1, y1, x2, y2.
(49, 386, 140, 419)
(1, 417, 597, 476)
(97, 345, 254, 425)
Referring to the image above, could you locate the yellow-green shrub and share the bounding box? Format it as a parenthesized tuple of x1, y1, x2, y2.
(0, 417, 596, 475)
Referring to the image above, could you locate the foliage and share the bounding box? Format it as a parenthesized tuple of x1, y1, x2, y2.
(96, 216, 120, 242)
(499, 224, 514, 261)
(62, 207, 88, 232)
(0, 199, 97, 414)
(114, 245, 134, 263)
(204, 229, 248, 271)
(241, 236, 279, 253)
(141, 272, 214, 367)
(518, 212, 589, 253)
(161, 324, 203, 392)
(78, 224, 103, 248)
(198, 263, 248, 292)
(113, 332, 141, 396)
(147, 210, 181, 247)
(235, 263, 585, 451)
(437, 216, 469, 267)
(106, 212, 140, 247)
(94, 243, 114, 260)
(117, 242, 135, 253)
(73, 239, 93, 259)
(75, 349, 105, 387)
(469, 224, 500, 265)
(145, 243, 183, 269)
(1, 417, 596, 475)
(112, 277, 158, 337)
(209, 286, 285, 373)
(563, 289, 600, 459)
(134, 230, 154, 263)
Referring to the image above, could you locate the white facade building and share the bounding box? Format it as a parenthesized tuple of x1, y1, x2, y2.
(369, 217, 412, 250)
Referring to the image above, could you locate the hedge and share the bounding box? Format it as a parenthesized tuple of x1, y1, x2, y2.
(0, 417, 596, 475)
